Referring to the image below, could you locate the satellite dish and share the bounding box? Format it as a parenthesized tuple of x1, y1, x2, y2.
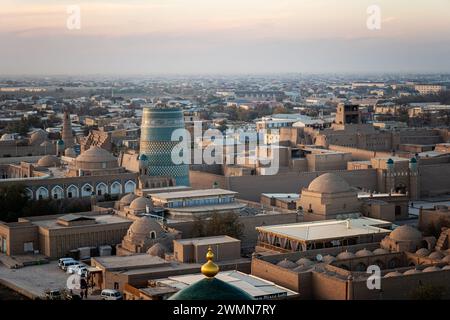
(316, 254, 323, 262)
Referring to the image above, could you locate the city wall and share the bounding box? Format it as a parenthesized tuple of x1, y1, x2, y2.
(328, 145, 391, 161)
(420, 163, 450, 197)
(190, 169, 377, 202)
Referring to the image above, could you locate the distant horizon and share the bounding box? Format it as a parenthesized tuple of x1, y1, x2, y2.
(2, 71, 450, 79)
(1, 0, 450, 75)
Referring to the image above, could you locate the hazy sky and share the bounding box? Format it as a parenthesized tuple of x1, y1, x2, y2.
(1, 0, 450, 75)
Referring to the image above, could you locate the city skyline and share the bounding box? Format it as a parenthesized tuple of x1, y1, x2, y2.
(1, 0, 450, 75)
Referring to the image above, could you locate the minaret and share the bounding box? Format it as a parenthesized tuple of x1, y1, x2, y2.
(62, 111, 74, 148)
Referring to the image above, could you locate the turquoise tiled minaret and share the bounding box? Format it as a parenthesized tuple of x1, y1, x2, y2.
(140, 106, 190, 186)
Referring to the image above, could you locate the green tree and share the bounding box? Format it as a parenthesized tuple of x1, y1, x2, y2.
(205, 212, 244, 239)
(191, 215, 206, 238)
(190, 212, 244, 239)
(0, 184, 29, 221)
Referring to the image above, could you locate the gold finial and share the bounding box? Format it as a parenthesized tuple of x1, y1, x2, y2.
(201, 246, 219, 278)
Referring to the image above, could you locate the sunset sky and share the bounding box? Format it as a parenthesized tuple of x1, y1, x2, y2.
(1, 0, 450, 75)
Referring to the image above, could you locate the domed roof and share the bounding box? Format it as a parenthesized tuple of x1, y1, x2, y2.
(355, 248, 373, 257)
(168, 277, 254, 300)
(37, 155, 61, 167)
(428, 251, 444, 260)
(441, 255, 450, 263)
(76, 146, 117, 163)
(147, 243, 167, 258)
(403, 269, 421, 275)
(322, 254, 336, 264)
(415, 248, 430, 257)
(128, 216, 163, 241)
(386, 158, 394, 164)
(57, 139, 65, 146)
(30, 129, 48, 145)
(373, 248, 389, 255)
(336, 250, 355, 260)
(423, 266, 440, 273)
(295, 258, 314, 267)
(389, 225, 422, 242)
(410, 157, 417, 163)
(307, 173, 351, 194)
(276, 259, 297, 269)
(64, 148, 77, 157)
(129, 196, 153, 211)
(169, 247, 254, 301)
(120, 193, 138, 205)
(384, 271, 402, 277)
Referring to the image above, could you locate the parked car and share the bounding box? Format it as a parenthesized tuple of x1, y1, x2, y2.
(45, 289, 62, 300)
(77, 266, 89, 277)
(61, 259, 80, 271)
(58, 257, 75, 268)
(67, 263, 84, 274)
(101, 289, 123, 300)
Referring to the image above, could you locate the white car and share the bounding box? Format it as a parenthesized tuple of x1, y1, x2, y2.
(58, 257, 75, 268)
(77, 266, 89, 277)
(101, 289, 123, 300)
(61, 259, 79, 271)
(66, 263, 84, 274)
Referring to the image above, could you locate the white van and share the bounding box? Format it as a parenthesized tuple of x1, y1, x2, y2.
(101, 289, 123, 300)
(61, 259, 80, 271)
(58, 257, 75, 268)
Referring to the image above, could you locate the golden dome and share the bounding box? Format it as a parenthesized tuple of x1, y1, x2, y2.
(201, 247, 219, 278)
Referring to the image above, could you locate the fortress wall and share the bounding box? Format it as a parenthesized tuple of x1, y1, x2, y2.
(420, 163, 450, 196)
(224, 169, 377, 202)
(328, 145, 391, 161)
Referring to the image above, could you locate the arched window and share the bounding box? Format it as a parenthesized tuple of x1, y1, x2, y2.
(355, 262, 367, 271)
(110, 182, 122, 195)
(81, 184, 93, 197)
(36, 187, 49, 200)
(388, 258, 401, 269)
(51, 186, 64, 199)
(124, 180, 136, 193)
(150, 231, 156, 239)
(96, 183, 108, 196)
(67, 185, 79, 198)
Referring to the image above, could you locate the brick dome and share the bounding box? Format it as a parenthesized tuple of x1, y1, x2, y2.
(307, 173, 351, 194)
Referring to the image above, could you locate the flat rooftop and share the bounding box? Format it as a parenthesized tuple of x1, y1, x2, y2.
(93, 254, 168, 270)
(357, 192, 406, 199)
(256, 217, 392, 242)
(150, 188, 237, 200)
(174, 235, 239, 246)
(167, 202, 246, 214)
(262, 193, 300, 200)
(156, 270, 297, 299)
(31, 214, 131, 230)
